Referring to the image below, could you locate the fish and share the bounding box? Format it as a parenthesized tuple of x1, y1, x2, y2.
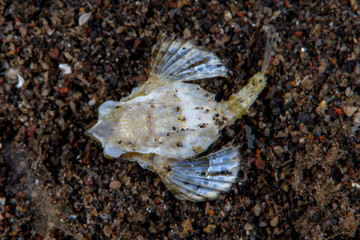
(88, 29, 274, 201)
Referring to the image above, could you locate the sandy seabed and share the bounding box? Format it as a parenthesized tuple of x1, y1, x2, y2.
(1, 1, 359, 239)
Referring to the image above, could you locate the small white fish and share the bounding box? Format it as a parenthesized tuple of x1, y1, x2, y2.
(88, 32, 274, 201)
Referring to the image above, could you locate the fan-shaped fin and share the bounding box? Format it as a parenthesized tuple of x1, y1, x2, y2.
(158, 146, 240, 201)
(150, 38, 228, 82)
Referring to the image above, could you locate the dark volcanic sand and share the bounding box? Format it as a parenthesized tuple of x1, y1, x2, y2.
(1, 1, 360, 239)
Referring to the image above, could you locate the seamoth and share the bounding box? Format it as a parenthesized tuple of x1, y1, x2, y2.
(88, 29, 274, 201)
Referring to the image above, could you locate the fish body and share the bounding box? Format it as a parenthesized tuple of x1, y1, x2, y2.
(88, 35, 272, 201)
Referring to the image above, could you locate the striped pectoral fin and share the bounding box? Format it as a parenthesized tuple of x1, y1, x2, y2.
(158, 146, 240, 201)
(150, 37, 228, 82)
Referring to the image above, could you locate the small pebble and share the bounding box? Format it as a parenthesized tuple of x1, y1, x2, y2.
(258, 122, 266, 129)
(270, 215, 279, 227)
(181, 219, 193, 235)
(284, 92, 292, 105)
(109, 180, 122, 190)
(259, 221, 267, 227)
(5, 67, 19, 80)
(353, 112, 360, 125)
(244, 223, 253, 231)
(254, 159, 266, 170)
(345, 87, 353, 97)
(244, 125, 255, 149)
(224, 10, 232, 22)
(223, 200, 232, 212)
(49, 47, 59, 59)
(183, 28, 192, 38)
(224, 126, 235, 138)
(103, 225, 112, 236)
(252, 204, 262, 216)
(343, 105, 358, 117)
(0, 197, 5, 206)
(315, 100, 328, 116)
(273, 146, 285, 155)
(203, 224, 216, 234)
(136, 235, 144, 240)
(122, 176, 131, 185)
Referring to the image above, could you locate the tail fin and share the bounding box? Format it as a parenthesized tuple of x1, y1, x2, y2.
(158, 146, 240, 201)
(224, 26, 276, 124)
(225, 72, 268, 124)
(150, 38, 228, 82)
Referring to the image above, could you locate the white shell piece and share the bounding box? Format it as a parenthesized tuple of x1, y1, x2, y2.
(79, 12, 92, 26)
(88, 99, 96, 106)
(16, 74, 25, 88)
(59, 63, 72, 74)
(352, 181, 360, 190)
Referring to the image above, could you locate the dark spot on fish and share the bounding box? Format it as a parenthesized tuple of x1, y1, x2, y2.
(199, 123, 208, 128)
(218, 121, 224, 126)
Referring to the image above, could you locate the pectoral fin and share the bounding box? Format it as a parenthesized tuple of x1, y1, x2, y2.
(157, 146, 240, 201)
(150, 38, 228, 82)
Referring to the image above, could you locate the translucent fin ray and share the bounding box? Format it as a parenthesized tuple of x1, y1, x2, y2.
(150, 38, 228, 82)
(158, 146, 240, 201)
